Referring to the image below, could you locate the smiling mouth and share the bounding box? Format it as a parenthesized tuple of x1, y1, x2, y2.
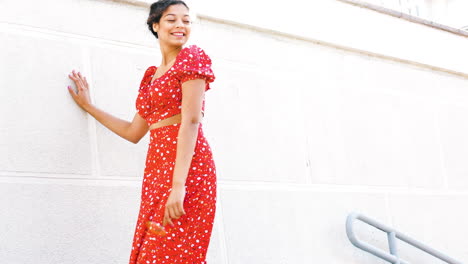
(171, 33, 185, 37)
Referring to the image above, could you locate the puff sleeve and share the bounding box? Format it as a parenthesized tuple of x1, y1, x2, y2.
(139, 66, 155, 90)
(177, 45, 215, 91)
(135, 66, 155, 118)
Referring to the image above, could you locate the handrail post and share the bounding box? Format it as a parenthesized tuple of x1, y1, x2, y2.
(387, 231, 399, 264)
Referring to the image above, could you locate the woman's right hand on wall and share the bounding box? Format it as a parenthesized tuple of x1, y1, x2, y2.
(67, 69, 92, 111)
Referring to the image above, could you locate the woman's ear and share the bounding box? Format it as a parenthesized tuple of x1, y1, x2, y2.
(153, 23, 159, 33)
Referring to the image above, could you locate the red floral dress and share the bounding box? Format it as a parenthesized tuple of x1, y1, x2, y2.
(130, 45, 217, 264)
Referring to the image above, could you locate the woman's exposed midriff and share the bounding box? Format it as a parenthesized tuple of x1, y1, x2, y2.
(148, 110, 205, 131)
(149, 113, 182, 131)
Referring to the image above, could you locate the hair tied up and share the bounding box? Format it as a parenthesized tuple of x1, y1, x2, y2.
(146, 0, 189, 39)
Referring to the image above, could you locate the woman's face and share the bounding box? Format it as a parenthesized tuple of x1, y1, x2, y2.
(153, 4, 191, 47)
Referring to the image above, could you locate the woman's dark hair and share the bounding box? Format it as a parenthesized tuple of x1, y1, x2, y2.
(146, 0, 189, 39)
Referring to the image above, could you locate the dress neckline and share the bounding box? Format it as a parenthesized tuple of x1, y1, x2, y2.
(149, 46, 189, 85)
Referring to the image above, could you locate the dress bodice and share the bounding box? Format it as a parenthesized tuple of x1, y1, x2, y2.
(135, 45, 215, 126)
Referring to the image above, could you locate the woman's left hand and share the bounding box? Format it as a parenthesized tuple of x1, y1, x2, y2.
(163, 184, 186, 227)
(67, 70, 92, 111)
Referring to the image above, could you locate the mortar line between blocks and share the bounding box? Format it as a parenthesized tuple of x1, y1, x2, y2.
(3, 173, 468, 195)
(0, 22, 157, 52)
(434, 106, 449, 190)
(82, 47, 101, 178)
(215, 192, 230, 264)
(303, 109, 313, 185)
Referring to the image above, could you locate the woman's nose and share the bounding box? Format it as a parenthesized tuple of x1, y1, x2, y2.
(175, 19, 184, 28)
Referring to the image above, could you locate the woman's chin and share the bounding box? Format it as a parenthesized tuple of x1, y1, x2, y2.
(160, 38, 188, 47)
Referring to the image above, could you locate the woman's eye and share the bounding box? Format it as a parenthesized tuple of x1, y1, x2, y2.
(167, 20, 175, 22)
(183, 21, 191, 24)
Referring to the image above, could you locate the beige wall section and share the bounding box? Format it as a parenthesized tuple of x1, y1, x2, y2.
(1, 0, 467, 263)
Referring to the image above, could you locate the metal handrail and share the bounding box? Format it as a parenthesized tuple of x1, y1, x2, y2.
(346, 212, 463, 264)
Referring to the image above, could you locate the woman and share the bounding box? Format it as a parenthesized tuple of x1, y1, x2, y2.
(67, 0, 217, 263)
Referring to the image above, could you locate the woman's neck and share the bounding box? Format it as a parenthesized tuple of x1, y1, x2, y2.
(159, 45, 183, 67)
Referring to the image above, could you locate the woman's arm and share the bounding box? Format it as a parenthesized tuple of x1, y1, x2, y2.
(68, 70, 148, 144)
(163, 78, 206, 227)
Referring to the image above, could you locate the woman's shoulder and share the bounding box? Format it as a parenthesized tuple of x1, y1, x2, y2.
(179, 44, 211, 62)
(181, 44, 204, 54)
(145, 65, 157, 73)
(139, 66, 156, 88)
(175, 44, 215, 86)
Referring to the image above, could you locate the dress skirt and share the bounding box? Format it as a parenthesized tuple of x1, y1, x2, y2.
(129, 123, 217, 264)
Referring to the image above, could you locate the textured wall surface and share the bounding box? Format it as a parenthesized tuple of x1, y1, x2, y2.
(1, 0, 467, 263)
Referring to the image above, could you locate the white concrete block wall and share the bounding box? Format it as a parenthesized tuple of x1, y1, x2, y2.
(1, 0, 467, 263)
